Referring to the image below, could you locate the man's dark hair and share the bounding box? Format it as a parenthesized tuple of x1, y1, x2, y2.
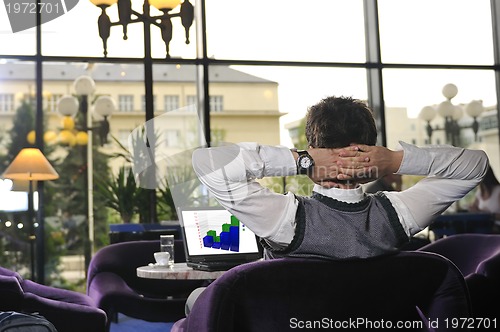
(305, 96, 377, 148)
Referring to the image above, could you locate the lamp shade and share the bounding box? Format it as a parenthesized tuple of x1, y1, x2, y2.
(94, 95, 116, 117)
(419, 106, 436, 121)
(58, 95, 79, 116)
(149, 0, 181, 10)
(437, 100, 455, 118)
(27, 130, 36, 145)
(59, 130, 76, 146)
(89, 0, 118, 6)
(465, 100, 484, 117)
(44, 131, 58, 144)
(75, 131, 89, 146)
(61, 116, 76, 130)
(442, 83, 458, 100)
(2, 148, 59, 181)
(74, 75, 96, 95)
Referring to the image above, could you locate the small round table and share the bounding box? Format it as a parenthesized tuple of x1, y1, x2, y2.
(136, 262, 226, 280)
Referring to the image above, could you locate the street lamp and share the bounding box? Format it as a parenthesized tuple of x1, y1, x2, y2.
(57, 75, 116, 270)
(89, 0, 194, 58)
(419, 83, 485, 146)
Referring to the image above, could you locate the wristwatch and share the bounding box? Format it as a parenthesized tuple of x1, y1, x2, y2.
(296, 150, 315, 175)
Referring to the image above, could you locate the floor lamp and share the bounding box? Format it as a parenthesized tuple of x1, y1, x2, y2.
(2, 148, 59, 282)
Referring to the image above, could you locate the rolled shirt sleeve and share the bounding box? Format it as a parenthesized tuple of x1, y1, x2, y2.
(385, 141, 489, 236)
(192, 143, 299, 247)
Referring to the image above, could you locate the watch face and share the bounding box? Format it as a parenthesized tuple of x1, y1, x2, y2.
(299, 156, 312, 168)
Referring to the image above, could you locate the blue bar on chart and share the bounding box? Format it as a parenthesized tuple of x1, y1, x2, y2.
(203, 215, 240, 252)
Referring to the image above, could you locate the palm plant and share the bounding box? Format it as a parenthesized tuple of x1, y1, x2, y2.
(95, 166, 138, 223)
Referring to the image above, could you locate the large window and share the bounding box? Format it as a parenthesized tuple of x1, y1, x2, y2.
(378, 0, 493, 65)
(205, 0, 366, 62)
(1, 0, 500, 286)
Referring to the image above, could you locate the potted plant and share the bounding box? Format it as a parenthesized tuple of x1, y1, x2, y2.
(95, 166, 138, 223)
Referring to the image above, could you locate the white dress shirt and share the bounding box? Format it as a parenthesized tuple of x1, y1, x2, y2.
(192, 141, 488, 249)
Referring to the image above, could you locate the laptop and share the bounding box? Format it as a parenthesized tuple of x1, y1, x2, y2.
(178, 206, 262, 271)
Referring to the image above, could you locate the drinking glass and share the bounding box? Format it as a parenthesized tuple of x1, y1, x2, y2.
(160, 235, 175, 266)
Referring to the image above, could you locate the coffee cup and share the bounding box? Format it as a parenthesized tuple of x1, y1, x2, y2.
(154, 251, 171, 266)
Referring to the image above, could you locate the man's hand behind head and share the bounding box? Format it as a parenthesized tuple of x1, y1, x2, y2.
(337, 145, 403, 183)
(307, 146, 370, 187)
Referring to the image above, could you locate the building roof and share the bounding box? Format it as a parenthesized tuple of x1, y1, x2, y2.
(0, 61, 276, 84)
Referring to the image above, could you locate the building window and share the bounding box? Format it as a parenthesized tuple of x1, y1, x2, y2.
(186, 95, 197, 112)
(141, 95, 157, 112)
(119, 95, 134, 112)
(165, 129, 180, 147)
(0, 94, 14, 112)
(164, 95, 179, 112)
(210, 95, 223, 112)
(45, 94, 62, 112)
(185, 95, 223, 112)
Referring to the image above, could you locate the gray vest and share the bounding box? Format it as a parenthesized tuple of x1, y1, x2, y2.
(262, 192, 409, 260)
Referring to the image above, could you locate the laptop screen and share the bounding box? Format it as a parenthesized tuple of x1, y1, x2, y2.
(179, 207, 261, 258)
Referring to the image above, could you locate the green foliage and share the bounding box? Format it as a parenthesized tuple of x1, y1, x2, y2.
(157, 185, 178, 221)
(95, 167, 137, 223)
(0, 101, 34, 171)
(51, 148, 87, 216)
(7, 100, 34, 160)
(102, 129, 182, 223)
(0, 213, 31, 273)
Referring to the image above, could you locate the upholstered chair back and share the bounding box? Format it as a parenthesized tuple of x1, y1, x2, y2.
(0, 266, 107, 332)
(172, 251, 471, 332)
(419, 234, 500, 319)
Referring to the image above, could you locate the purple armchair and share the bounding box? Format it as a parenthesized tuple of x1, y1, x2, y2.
(172, 251, 471, 332)
(418, 233, 500, 319)
(0, 266, 107, 332)
(87, 240, 206, 330)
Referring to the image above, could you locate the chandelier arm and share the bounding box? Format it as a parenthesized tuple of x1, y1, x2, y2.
(130, 9, 147, 20)
(97, 7, 111, 58)
(160, 16, 173, 58)
(150, 20, 163, 29)
(180, 0, 194, 44)
(117, 0, 132, 40)
(167, 12, 181, 18)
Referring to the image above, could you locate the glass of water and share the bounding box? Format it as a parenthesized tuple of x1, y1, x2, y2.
(160, 235, 175, 267)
